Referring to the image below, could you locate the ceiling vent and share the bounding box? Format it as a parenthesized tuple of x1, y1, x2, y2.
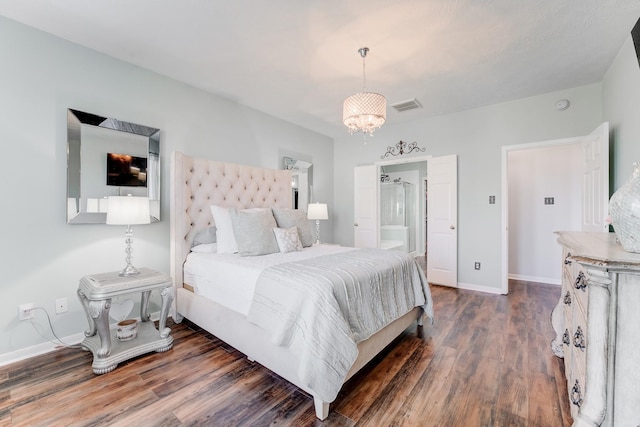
(391, 98, 423, 112)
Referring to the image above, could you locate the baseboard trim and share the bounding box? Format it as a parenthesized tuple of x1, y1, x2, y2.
(0, 312, 161, 367)
(508, 274, 561, 285)
(456, 282, 505, 295)
(0, 332, 85, 367)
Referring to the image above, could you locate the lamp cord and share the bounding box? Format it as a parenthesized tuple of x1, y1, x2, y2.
(29, 306, 83, 349)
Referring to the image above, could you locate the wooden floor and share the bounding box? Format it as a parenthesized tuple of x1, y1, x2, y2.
(0, 278, 571, 426)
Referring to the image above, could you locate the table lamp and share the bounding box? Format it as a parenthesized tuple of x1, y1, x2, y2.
(106, 195, 151, 276)
(307, 203, 328, 245)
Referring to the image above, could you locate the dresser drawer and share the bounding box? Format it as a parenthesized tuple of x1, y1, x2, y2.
(572, 269, 589, 316)
(568, 298, 587, 418)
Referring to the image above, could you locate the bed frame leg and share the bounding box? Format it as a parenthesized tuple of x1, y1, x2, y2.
(313, 397, 329, 420)
(416, 309, 424, 327)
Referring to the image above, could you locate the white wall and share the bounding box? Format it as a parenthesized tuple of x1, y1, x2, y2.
(0, 17, 333, 359)
(333, 84, 603, 292)
(507, 144, 582, 284)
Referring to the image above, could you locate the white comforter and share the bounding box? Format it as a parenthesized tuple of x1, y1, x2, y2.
(246, 248, 434, 403)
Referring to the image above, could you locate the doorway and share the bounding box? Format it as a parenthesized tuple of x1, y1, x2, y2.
(501, 123, 609, 293)
(354, 154, 458, 287)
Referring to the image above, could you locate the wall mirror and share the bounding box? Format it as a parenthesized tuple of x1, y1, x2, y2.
(67, 109, 160, 224)
(283, 156, 312, 210)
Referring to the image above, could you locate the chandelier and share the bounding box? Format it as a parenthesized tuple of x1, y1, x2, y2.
(343, 47, 386, 137)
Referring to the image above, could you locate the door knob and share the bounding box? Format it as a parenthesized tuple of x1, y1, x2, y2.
(354, 223, 358, 227)
(450, 225, 455, 230)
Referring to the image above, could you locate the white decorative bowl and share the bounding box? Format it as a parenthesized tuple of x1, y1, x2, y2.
(116, 319, 138, 341)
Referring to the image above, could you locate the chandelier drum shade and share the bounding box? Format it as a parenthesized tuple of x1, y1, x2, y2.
(343, 47, 386, 137)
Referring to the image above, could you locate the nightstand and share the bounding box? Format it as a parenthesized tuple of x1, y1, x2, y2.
(77, 268, 174, 374)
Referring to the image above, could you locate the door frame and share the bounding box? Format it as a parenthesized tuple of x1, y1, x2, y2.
(377, 155, 431, 255)
(501, 136, 582, 294)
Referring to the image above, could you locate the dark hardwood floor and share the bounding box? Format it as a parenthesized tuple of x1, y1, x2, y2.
(0, 274, 571, 426)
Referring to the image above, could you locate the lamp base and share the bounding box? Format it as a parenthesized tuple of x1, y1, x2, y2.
(118, 225, 140, 276)
(118, 263, 140, 277)
(315, 219, 321, 245)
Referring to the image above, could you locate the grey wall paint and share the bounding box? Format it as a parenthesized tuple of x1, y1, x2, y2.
(0, 17, 333, 356)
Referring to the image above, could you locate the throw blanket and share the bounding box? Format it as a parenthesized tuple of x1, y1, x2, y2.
(246, 248, 434, 403)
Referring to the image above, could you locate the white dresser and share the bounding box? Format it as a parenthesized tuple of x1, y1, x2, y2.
(551, 231, 640, 427)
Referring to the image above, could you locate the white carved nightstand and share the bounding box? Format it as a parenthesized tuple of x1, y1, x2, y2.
(77, 268, 174, 374)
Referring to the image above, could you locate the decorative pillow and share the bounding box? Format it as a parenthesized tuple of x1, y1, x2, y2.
(271, 208, 314, 247)
(229, 208, 280, 256)
(273, 227, 303, 253)
(192, 226, 217, 247)
(210, 205, 237, 253)
(190, 243, 217, 253)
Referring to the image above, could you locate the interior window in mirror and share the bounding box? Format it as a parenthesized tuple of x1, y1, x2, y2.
(67, 109, 160, 224)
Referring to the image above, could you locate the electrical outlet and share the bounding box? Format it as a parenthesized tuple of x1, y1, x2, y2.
(19, 303, 34, 320)
(474, 262, 481, 270)
(489, 195, 495, 204)
(55, 298, 68, 314)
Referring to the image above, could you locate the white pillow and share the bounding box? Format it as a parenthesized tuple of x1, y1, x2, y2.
(209, 206, 271, 254)
(210, 205, 237, 254)
(273, 226, 303, 253)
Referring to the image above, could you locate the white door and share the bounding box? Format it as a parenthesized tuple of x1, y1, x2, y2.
(354, 165, 378, 248)
(581, 122, 609, 231)
(427, 155, 458, 287)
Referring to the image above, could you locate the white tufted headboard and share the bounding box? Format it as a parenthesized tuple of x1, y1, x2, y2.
(170, 151, 293, 288)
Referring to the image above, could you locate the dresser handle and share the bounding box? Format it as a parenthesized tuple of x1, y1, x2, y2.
(574, 271, 587, 291)
(571, 379, 583, 407)
(564, 253, 572, 265)
(573, 326, 585, 351)
(563, 329, 570, 346)
(563, 291, 572, 305)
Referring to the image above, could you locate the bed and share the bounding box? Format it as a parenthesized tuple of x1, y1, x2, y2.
(169, 151, 433, 420)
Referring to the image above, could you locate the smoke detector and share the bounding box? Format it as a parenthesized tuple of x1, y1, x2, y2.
(391, 98, 423, 112)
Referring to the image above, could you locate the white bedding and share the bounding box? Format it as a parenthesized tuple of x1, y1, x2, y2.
(183, 244, 355, 315)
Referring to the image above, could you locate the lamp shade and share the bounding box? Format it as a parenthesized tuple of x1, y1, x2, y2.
(343, 92, 386, 135)
(307, 203, 328, 220)
(106, 196, 151, 225)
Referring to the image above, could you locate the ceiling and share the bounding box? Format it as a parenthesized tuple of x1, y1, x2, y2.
(1, 0, 639, 138)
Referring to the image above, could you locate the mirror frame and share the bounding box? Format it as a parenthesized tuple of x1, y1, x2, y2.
(67, 108, 160, 224)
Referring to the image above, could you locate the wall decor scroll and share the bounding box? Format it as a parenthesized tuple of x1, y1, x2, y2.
(380, 140, 426, 159)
